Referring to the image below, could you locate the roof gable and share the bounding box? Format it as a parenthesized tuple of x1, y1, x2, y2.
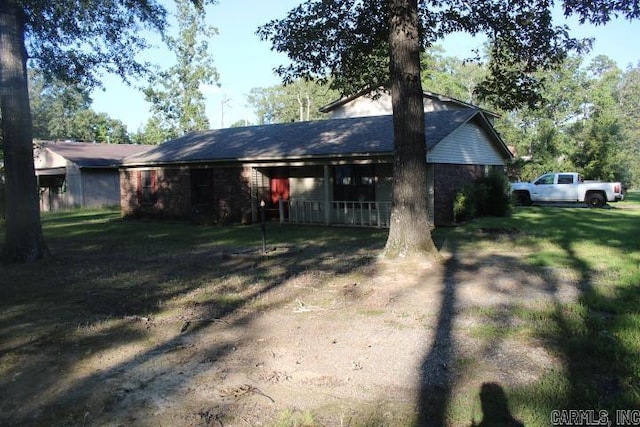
(319, 88, 500, 119)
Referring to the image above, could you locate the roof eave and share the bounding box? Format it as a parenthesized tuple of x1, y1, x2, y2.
(120, 151, 393, 169)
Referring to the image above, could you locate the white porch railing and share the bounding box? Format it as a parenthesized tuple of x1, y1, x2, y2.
(284, 199, 392, 228)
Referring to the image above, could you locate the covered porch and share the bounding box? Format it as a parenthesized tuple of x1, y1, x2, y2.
(249, 161, 395, 228)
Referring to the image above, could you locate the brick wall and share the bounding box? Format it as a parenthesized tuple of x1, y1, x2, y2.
(120, 165, 252, 224)
(120, 166, 190, 219)
(207, 166, 252, 225)
(433, 163, 485, 225)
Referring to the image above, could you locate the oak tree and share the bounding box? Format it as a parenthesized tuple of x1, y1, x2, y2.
(258, 0, 639, 258)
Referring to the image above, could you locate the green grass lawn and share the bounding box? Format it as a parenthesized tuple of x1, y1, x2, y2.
(1, 194, 638, 425)
(437, 192, 640, 424)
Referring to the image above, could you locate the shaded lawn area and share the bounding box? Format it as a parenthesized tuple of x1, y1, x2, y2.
(429, 192, 640, 425)
(0, 211, 389, 425)
(0, 194, 639, 426)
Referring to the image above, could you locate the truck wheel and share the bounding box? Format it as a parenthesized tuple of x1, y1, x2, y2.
(513, 191, 532, 206)
(586, 192, 605, 208)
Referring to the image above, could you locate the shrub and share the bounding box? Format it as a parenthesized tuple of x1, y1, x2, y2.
(478, 171, 513, 217)
(453, 186, 476, 223)
(453, 171, 512, 222)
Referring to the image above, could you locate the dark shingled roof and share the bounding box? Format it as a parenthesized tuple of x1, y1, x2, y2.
(40, 141, 151, 168)
(123, 110, 487, 166)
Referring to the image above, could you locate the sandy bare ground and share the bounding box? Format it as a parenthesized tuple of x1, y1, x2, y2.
(0, 235, 578, 426)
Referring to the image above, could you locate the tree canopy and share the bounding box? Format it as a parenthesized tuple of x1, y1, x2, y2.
(247, 78, 340, 125)
(29, 69, 130, 143)
(21, 0, 170, 88)
(258, 0, 638, 109)
(141, 0, 219, 143)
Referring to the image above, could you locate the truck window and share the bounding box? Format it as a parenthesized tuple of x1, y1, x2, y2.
(535, 174, 555, 185)
(558, 174, 574, 184)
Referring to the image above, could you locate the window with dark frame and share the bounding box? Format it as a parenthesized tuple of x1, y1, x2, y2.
(138, 170, 156, 205)
(191, 168, 213, 205)
(333, 165, 376, 202)
(558, 174, 574, 184)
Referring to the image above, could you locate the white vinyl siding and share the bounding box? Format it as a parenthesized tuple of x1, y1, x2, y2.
(82, 170, 121, 207)
(290, 177, 325, 200)
(289, 166, 325, 200)
(328, 92, 475, 119)
(427, 123, 505, 166)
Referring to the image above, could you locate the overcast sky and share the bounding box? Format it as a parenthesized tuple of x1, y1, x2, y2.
(90, 0, 640, 133)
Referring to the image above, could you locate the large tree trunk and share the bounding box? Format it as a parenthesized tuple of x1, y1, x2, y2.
(383, 0, 438, 258)
(0, 0, 47, 262)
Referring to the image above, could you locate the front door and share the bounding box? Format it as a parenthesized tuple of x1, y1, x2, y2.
(270, 177, 290, 206)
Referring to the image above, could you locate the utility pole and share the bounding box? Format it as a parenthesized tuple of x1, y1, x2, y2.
(220, 95, 231, 128)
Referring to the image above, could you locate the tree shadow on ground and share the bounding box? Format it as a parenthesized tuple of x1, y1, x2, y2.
(416, 205, 640, 425)
(415, 253, 456, 426)
(0, 218, 384, 425)
(520, 205, 640, 411)
(415, 240, 540, 426)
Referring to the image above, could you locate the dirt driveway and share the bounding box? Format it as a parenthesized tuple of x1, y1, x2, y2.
(0, 231, 577, 426)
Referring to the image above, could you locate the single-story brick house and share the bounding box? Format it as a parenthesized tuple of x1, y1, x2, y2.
(120, 92, 512, 226)
(34, 141, 151, 211)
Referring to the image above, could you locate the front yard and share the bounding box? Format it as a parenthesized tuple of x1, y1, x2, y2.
(1, 194, 638, 426)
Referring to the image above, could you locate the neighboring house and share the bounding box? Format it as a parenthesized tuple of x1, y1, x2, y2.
(120, 91, 511, 226)
(319, 89, 500, 123)
(34, 141, 151, 211)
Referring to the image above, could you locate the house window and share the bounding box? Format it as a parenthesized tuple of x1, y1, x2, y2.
(333, 165, 375, 202)
(137, 170, 157, 205)
(191, 168, 213, 205)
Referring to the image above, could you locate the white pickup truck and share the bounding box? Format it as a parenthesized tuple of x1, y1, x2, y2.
(511, 172, 624, 208)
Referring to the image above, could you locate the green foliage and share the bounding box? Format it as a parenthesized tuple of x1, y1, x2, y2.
(28, 68, 130, 143)
(481, 171, 513, 217)
(454, 172, 512, 222)
(499, 55, 640, 188)
(618, 64, 640, 188)
(247, 78, 340, 125)
(453, 186, 477, 223)
(22, 0, 172, 88)
(140, 0, 219, 140)
(257, 0, 632, 108)
(420, 46, 488, 106)
(131, 117, 170, 145)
